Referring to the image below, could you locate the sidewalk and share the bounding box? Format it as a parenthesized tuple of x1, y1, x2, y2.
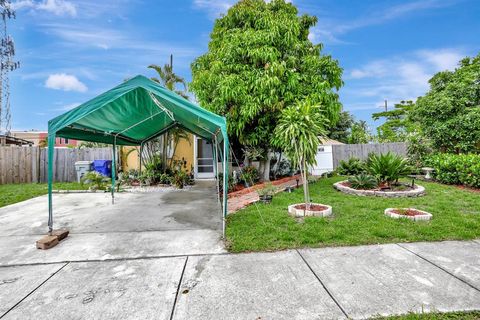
(1, 240, 479, 319)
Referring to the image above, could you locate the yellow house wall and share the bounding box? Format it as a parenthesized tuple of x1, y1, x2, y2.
(121, 133, 194, 173)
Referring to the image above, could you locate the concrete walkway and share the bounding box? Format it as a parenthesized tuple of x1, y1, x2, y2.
(1, 240, 480, 319)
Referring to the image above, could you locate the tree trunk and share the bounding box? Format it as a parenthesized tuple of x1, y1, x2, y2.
(301, 156, 310, 212)
(162, 133, 168, 173)
(273, 152, 282, 180)
(259, 151, 272, 182)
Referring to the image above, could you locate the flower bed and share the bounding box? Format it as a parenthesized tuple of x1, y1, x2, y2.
(228, 175, 300, 199)
(288, 203, 332, 217)
(384, 208, 432, 221)
(333, 181, 425, 198)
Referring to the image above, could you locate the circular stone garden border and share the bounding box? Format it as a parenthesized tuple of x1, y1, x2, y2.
(288, 203, 332, 218)
(333, 181, 425, 198)
(384, 208, 432, 221)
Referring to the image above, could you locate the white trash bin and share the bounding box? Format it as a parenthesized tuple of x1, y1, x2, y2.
(74, 161, 93, 182)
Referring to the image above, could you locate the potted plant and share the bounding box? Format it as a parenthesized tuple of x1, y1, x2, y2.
(257, 183, 277, 204)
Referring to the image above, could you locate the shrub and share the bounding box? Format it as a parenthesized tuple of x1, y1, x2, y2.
(240, 165, 259, 185)
(337, 157, 365, 175)
(219, 173, 237, 193)
(257, 183, 277, 197)
(367, 152, 411, 186)
(171, 170, 189, 189)
(348, 174, 377, 190)
(426, 153, 480, 188)
(80, 171, 109, 191)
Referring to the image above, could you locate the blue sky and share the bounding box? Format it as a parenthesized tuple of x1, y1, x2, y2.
(7, 0, 480, 132)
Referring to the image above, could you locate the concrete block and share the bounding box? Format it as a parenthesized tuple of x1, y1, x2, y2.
(51, 229, 69, 241)
(36, 235, 59, 250)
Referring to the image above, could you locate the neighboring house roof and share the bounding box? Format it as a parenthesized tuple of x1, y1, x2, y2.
(319, 138, 344, 146)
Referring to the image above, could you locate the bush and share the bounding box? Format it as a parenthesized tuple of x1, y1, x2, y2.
(170, 170, 189, 189)
(219, 173, 237, 193)
(337, 157, 365, 175)
(367, 152, 411, 186)
(80, 171, 109, 191)
(348, 174, 377, 190)
(426, 153, 480, 188)
(240, 165, 259, 185)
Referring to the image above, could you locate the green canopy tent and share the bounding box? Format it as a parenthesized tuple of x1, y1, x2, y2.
(47, 75, 229, 236)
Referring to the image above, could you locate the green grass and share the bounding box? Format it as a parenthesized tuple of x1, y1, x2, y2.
(373, 310, 480, 319)
(0, 182, 87, 208)
(226, 176, 480, 252)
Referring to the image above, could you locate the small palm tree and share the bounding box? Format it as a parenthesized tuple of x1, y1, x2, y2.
(272, 100, 328, 210)
(148, 55, 188, 99)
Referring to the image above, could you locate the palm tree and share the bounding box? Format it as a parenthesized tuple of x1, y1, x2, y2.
(272, 100, 328, 210)
(147, 55, 189, 171)
(148, 55, 188, 99)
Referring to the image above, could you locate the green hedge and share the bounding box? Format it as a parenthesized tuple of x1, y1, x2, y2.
(426, 153, 480, 188)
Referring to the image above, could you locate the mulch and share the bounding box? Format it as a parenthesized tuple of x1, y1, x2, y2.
(227, 175, 301, 199)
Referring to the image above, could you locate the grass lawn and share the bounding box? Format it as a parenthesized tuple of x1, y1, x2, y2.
(226, 176, 480, 252)
(0, 182, 87, 208)
(374, 310, 480, 319)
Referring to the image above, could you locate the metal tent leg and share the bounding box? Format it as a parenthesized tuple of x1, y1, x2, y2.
(111, 138, 117, 204)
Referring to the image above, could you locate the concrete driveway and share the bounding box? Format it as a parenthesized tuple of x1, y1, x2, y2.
(0, 180, 225, 266)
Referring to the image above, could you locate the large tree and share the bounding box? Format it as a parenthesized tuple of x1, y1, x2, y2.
(328, 111, 353, 143)
(372, 100, 415, 143)
(190, 0, 343, 180)
(413, 54, 480, 153)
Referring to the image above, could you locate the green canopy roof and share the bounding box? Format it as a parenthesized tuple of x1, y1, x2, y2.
(48, 75, 227, 145)
(46, 75, 229, 236)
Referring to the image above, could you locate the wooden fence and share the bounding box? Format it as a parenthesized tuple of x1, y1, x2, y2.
(0, 146, 112, 184)
(332, 142, 407, 168)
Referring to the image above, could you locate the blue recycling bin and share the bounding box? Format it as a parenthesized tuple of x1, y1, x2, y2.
(93, 160, 112, 177)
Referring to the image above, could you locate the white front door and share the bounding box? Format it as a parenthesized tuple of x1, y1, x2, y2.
(194, 136, 215, 179)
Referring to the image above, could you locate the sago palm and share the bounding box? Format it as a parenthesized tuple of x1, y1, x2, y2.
(272, 101, 328, 211)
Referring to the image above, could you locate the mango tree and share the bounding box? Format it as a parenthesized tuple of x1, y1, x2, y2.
(190, 0, 342, 181)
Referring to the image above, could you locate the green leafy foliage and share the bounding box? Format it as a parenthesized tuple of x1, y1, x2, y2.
(257, 182, 277, 197)
(367, 152, 411, 186)
(272, 100, 327, 206)
(337, 157, 365, 175)
(190, 0, 343, 153)
(426, 153, 480, 188)
(170, 170, 190, 189)
(328, 111, 353, 143)
(347, 120, 371, 144)
(80, 171, 109, 191)
(372, 100, 416, 143)
(348, 174, 377, 190)
(240, 165, 259, 185)
(413, 54, 480, 153)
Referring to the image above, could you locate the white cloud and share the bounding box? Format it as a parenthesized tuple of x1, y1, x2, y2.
(12, 0, 76, 17)
(193, 0, 235, 18)
(342, 48, 467, 113)
(417, 49, 463, 71)
(311, 0, 459, 45)
(45, 73, 87, 92)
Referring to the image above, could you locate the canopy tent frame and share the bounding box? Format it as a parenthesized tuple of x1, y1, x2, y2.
(47, 75, 229, 237)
